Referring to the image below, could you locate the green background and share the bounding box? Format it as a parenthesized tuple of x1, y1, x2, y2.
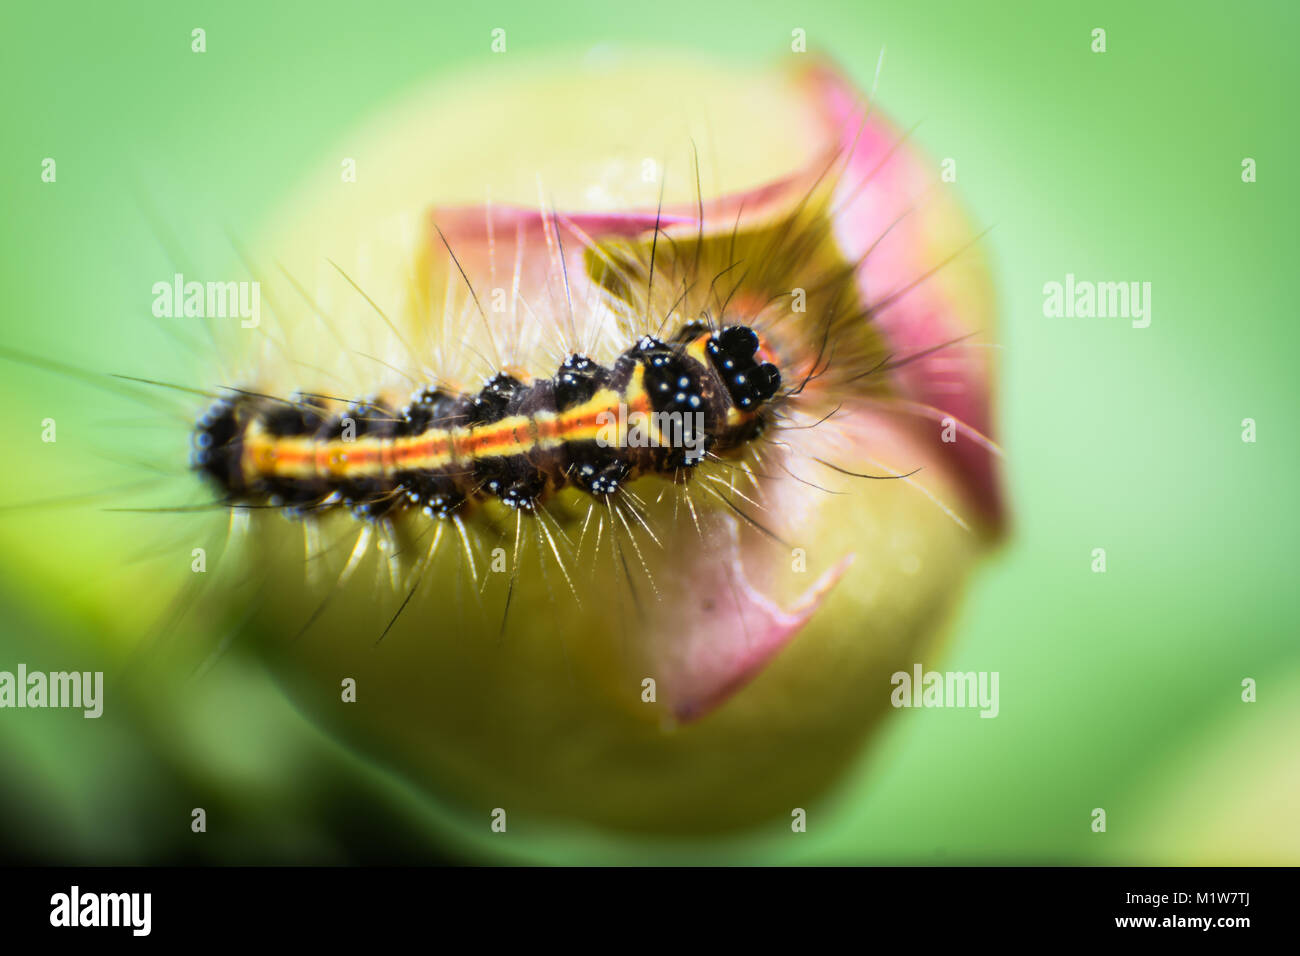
(0, 0, 1296, 863)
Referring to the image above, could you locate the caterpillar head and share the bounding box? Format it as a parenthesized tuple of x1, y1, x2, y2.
(705, 325, 782, 412)
(672, 319, 783, 415)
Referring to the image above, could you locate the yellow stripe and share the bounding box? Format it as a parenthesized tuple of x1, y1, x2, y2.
(240, 368, 649, 483)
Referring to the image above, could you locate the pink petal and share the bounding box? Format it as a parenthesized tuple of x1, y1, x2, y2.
(799, 60, 1003, 524)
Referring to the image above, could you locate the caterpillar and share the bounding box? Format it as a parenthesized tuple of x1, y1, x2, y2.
(194, 321, 782, 519)
(171, 186, 874, 650)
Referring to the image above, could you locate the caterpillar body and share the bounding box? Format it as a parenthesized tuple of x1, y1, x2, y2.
(195, 323, 781, 519)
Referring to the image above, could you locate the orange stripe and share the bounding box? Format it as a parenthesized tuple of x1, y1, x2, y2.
(241, 373, 654, 484)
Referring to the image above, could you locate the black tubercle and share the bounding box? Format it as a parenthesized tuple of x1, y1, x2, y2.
(634, 336, 701, 415)
(706, 325, 782, 412)
(470, 373, 525, 424)
(569, 452, 632, 496)
(553, 354, 608, 410)
(397, 386, 468, 435)
(191, 397, 244, 494)
(261, 395, 327, 437)
(317, 398, 397, 441)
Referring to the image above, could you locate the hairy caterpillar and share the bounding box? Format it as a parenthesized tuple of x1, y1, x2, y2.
(196, 321, 782, 519)
(3, 52, 1002, 842)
